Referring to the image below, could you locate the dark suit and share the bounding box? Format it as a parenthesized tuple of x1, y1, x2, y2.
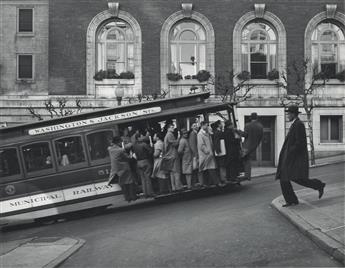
(108, 144, 137, 201)
(242, 120, 263, 179)
(132, 140, 154, 197)
(224, 127, 242, 180)
(276, 118, 324, 204)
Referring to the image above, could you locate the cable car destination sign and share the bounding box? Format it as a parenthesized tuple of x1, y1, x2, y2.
(28, 107, 162, 135)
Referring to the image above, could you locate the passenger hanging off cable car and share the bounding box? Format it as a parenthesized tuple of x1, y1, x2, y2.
(108, 136, 138, 202)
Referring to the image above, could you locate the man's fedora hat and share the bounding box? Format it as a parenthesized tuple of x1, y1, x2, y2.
(285, 105, 301, 114)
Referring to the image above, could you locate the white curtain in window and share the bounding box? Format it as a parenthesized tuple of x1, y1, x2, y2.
(169, 20, 206, 78)
(311, 22, 345, 77)
(96, 19, 134, 73)
(241, 22, 277, 79)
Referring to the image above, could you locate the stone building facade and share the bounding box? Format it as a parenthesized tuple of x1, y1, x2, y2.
(0, 0, 344, 166)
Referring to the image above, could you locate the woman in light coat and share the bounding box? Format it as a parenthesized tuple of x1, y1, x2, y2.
(152, 132, 171, 194)
(197, 121, 220, 186)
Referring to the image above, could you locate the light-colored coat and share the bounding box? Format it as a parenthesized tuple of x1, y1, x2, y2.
(152, 140, 167, 179)
(164, 131, 181, 173)
(197, 129, 217, 171)
(178, 137, 193, 174)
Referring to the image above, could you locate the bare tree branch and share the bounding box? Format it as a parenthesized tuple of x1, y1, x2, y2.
(210, 70, 254, 104)
(28, 98, 86, 121)
(277, 58, 329, 165)
(27, 106, 43, 121)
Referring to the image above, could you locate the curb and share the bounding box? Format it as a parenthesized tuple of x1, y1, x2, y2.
(271, 196, 344, 265)
(310, 159, 345, 168)
(252, 160, 345, 179)
(45, 238, 86, 268)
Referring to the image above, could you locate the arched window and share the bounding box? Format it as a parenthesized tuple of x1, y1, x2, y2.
(96, 19, 134, 73)
(311, 22, 345, 78)
(169, 20, 206, 78)
(241, 21, 277, 79)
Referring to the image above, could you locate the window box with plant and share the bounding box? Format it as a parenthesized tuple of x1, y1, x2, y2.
(94, 69, 135, 84)
(184, 75, 197, 80)
(313, 69, 345, 84)
(168, 70, 210, 83)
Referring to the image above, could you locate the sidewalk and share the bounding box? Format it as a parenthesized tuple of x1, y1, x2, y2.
(272, 183, 345, 265)
(0, 237, 85, 268)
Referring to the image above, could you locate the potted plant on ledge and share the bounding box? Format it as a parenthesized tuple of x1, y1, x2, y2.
(335, 70, 345, 82)
(313, 71, 328, 81)
(167, 73, 183, 81)
(237, 70, 251, 80)
(196, 70, 211, 82)
(267, 69, 279, 80)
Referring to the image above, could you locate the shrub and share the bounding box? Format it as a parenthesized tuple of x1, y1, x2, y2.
(184, 75, 192, 80)
(237, 70, 251, 80)
(93, 70, 107, 81)
(106, 69, 120, 79)
(119, 71, 135, 79)
(313, 71, 328, 81)
(335, 70, 345, 82)
(167, 73, 182, 81)
(196, 70, 211, 82)
(267, 69, 279, 80)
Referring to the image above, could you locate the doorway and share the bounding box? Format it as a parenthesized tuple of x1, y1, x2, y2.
(244, 116, 275, 166)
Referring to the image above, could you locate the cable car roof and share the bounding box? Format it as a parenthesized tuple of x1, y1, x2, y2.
(0, 92, 235, 142)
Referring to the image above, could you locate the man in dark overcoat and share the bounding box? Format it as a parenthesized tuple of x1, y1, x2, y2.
(276, 105, 326, 207)
(108, 136, 137, 202)
(224, 120, 242, 182)
(241, 112, 264, 180)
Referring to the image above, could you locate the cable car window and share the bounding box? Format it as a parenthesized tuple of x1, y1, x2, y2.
(55, 136, 86, 166)
(0, 148, 20, 178)
(22, 142, 53, 172)
(178, 114, 205, 131)
(208, 110, 229, 125)
(87, 131, 113, 161)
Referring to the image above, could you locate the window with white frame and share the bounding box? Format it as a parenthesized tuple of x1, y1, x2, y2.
(96, 19, 134, 74)
(320, 115, 343, 143)
(311, 22, 345, 78)
(18, 8, 33, 33)
(241, 21, 277, 79)
(169, 20, 206, 78)
(17, 54, 33, 79)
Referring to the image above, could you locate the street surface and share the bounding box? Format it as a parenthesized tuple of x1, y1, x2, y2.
(1, 163, 344, 267)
